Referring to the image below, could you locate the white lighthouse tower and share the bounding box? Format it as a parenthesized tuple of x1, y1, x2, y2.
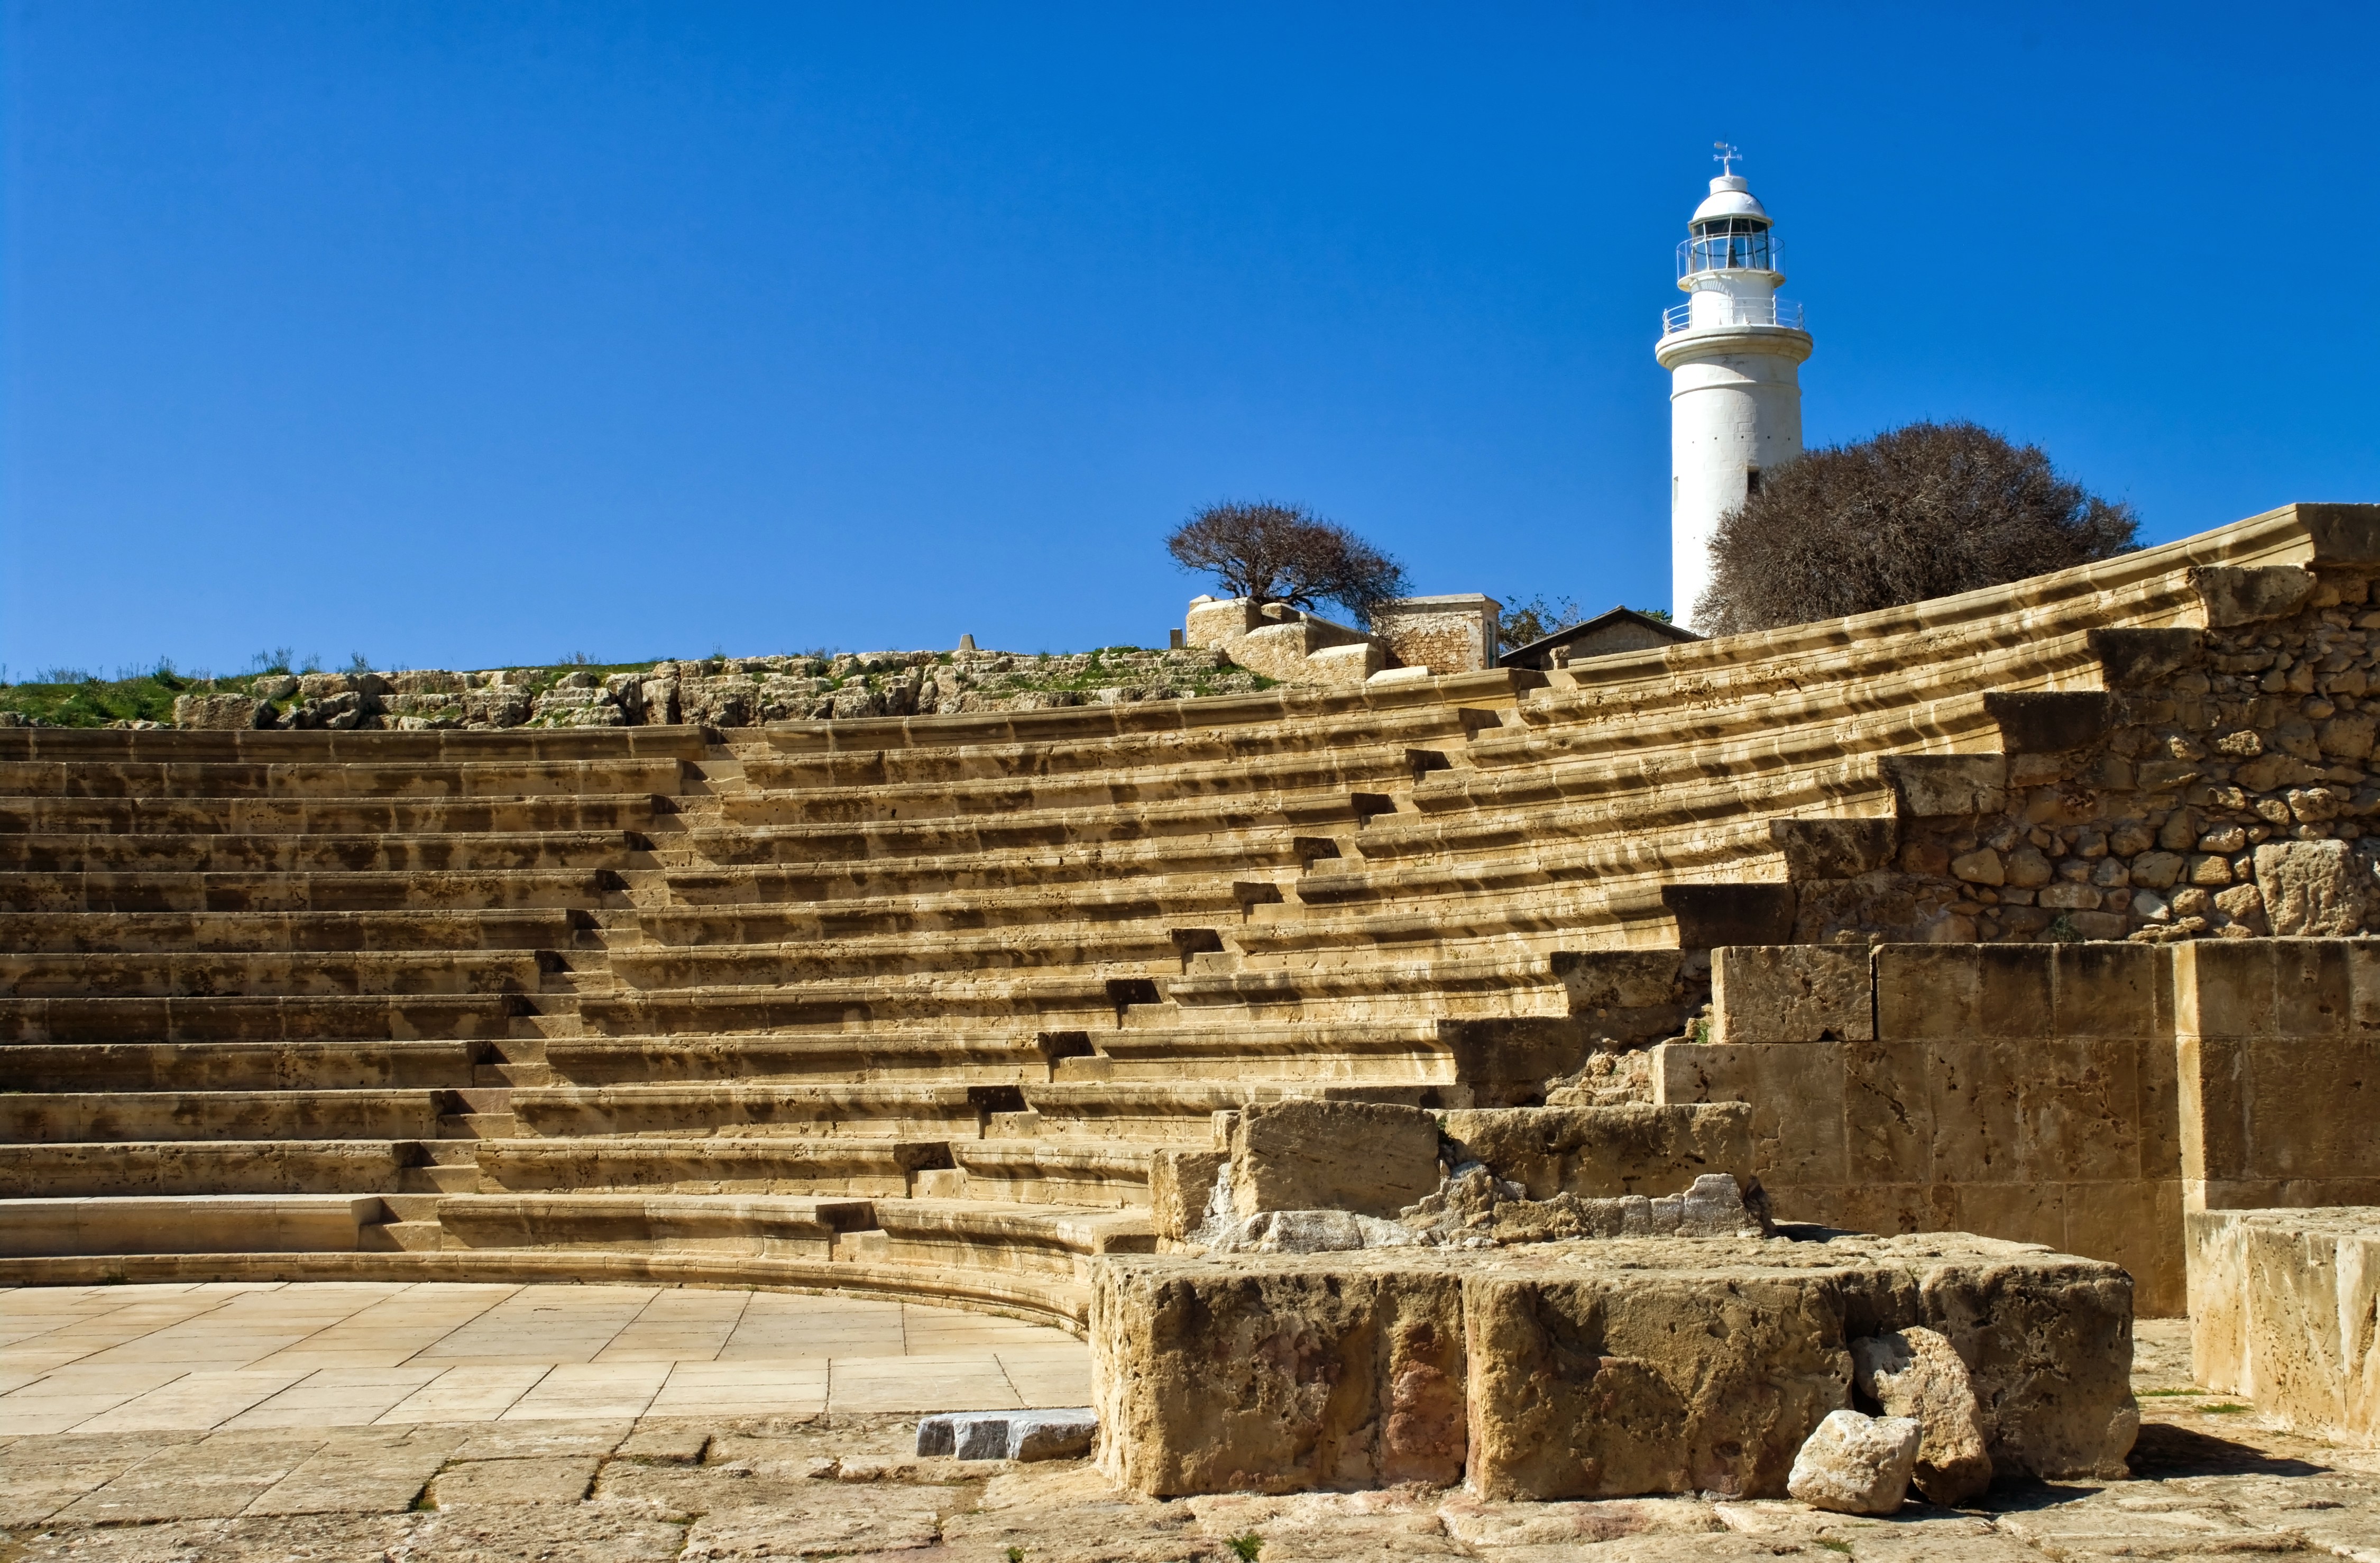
(1657, 145, 1812, 631)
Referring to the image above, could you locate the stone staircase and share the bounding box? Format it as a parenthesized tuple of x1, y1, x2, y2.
(0, 502, 2357, 1329)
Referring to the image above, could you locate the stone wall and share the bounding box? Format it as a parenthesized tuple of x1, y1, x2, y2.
(1800, 556, 2380, 948)
(1369, 595, 1500, 675)
(1659, 939, 2380, 1317)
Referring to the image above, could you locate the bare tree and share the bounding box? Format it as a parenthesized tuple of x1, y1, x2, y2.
(1167, 501, 1410, 625)
(1497, 593, 1582, 652)
(1693, 421, 2139, 635)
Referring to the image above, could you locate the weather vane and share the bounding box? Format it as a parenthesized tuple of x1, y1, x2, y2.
(1713, 142, 1741, 177)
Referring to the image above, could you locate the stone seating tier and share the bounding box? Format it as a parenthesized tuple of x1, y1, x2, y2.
(0, 501, 2367, 1335)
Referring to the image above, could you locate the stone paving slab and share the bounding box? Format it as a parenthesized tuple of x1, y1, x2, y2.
(0, 1281, 1089, 1433)
(4, 1311, 2375, 1561)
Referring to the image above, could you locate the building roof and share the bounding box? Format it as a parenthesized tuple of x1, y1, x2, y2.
(1501, 605, 1703, 670)
(1691, 174, 1770, 226)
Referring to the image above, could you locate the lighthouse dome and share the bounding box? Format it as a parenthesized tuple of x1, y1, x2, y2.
(1692, 175, 1770, 227)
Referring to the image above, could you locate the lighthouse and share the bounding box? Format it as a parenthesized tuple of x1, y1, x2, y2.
(1657, 145, 1812, 632)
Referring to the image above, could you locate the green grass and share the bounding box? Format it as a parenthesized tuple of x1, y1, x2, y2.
(0, 668, 202, 727)
(2137, 1387, 2210, 1396)
(1228, 1536, 1263, 1561)
(2200, 1402, 2252, 1414)
(1816, 1541, 1853, 1555)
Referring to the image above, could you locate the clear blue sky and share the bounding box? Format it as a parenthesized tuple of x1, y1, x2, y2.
(6, 3, 2377, 675)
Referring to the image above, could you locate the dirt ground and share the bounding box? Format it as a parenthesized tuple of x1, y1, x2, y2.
(3, 1319, 2373, 1562)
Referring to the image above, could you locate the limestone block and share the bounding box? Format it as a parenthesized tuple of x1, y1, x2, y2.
(1661, 884, 1796, 949)
(1206, 1209, 1420, 1253)
(1230, 1100, 1441, 1219)
(1148, 1148, 1227, 1243)
(1439, 1104, 1756, 1201)
(1091, 1258, 1468, 1495)
(2251, 840, 2366, 935)
(1712, 946, 1872, 1044)
(1881, 755, 2008, 818)
(1770, 818, 1898, 880)
(171, 694, 272, 730)
(1306, 641, 1386, 685)
(2088, 626, 2202, 688)
(1850, 1327, 1992, 1505)
(1785, 1410, 1920, 1514)
(1183, 598, 1266, 650)
(917, 1409, 1098, 1462)
(1984, 691, 2113, 755)
(2191, 565, 2315, 627)
(2186, 1207, 2379, 1447)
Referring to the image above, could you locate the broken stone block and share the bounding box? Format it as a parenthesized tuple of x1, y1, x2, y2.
(1092, 1232, 2137, 1500)
(1711, 947, 1873, 1044)
(1438, 1104, 1754, 1202)
(1230, 1099, 1441, 1219)
(1147, 1148, 1227, 1243)
(2250, 839, 2366, 935)
(917, 1409, 1099, 1462)
(1785, 1410, 1920, 1515)
(1850, 1327, 1992, 1506)
(1206, 1209, 1419, 1254)
(2187, 1207, 2380, 1447)
(171, 694, 272, 730)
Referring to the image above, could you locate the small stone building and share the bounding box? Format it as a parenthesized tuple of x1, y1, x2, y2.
(1500, 605, 1702, 670)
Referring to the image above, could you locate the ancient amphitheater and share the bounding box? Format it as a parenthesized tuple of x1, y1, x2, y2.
(4, 502, 2377, 1555)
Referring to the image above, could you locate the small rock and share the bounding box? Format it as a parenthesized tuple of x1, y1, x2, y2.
(1850, 1328, 1993, 1506)
(1207, 1209, 1419, 1254)
(1786, 1410, 1921, 1515)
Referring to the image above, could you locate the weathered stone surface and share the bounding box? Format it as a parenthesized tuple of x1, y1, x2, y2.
(1438, 1104, 1754, 1201)
(1712, 946, 1872, 1044)
(2187, 1206, 2379, 1447)
(918, 1408, 1098, 1461)
(1784, 1409, 1920, 1515)
(2191, 564, 2315, 626)
(1147, 1148, 1227, 1243)
(1850, 1326, 1993, 1506)
(1091, 1259, 1467, 1495)
(169, 694, 271, 730)
(1092, 1231, 2136, 1500)
(1205, 1208, 1419, 1254)
(1881, 755, 2008, 817)
(1229, 1099, 1441, 1220)
(2251, 839, 2366, 935)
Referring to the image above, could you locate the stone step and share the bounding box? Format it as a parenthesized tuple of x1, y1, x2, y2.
(0, 993, 529, 1044)
(0, 756, 694, 801)
(0, 1039, 480, 1092)
(842, 1199, 1154, 1281)
(361, 1219, 450, 1251)
(0, 726, 713, 765)
(0, 1194, 390, 1257)
(659, 833, 1325, 904)
(509, 1081, 1023, 1139)
(1, 1089, 463, 1144)
(0, 793, 663, 836)
(0, 869, 624, 914)
(541, 1030, 1077, 1085)
(433, 1192, 877, 1256)
(942, 1141, 1154, 1207)
(0, 907, 589, 954)
(631, 874, 1277, 945)
(0, 1139, 423, 1197)
(575, 976, 1124, 1037)
(0, 948, 548, 999)
(0, 829, 650, 874)
(607, 928, 1194, 990)
(727, 745, 1427, 826)
(1008, 1081, 1458, 1141)
(473, 1135, 952, 1196)
(681, 790, 1389, 867)
(752, 702, 1489, 784)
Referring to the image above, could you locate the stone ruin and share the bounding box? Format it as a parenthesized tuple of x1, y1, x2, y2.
(4, 499, 2378, 1510)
